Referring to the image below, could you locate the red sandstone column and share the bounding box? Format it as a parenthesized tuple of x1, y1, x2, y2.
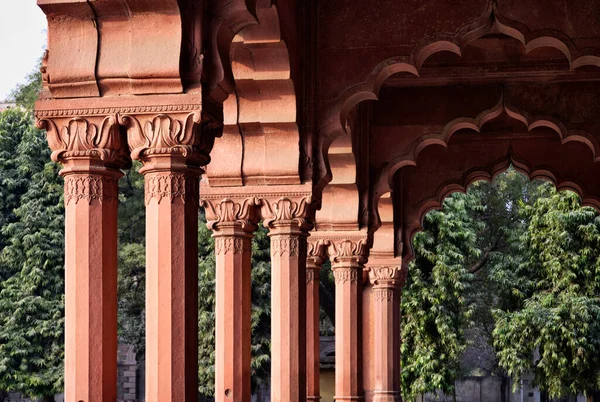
(124, 112, 208, 402)
(203, 198, 259, 402)
(329, 237, 368, 402)
(39, 115, 130, 402)
(307, 239, 328, 401)
(367, 263, 407, 402)
(262, 196, 316, 402)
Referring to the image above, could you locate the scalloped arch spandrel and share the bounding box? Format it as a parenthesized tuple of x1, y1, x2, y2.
(372, 94, 600, 202)
(315, 0, 600, 201)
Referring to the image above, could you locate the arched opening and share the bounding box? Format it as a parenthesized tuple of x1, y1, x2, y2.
(399, 167, 600, 402)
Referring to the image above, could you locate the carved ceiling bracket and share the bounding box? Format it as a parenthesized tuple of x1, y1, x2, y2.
(38, 0, 190, 99)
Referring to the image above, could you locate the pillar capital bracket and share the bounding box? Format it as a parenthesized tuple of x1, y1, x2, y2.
(366, 260, 407, 288)
(260, 194, 318, 232)
(307, 237, 329, 267)
(36, 109, 130, 172)
(200, 197, 260, 233)
(117, 94, 212, 172)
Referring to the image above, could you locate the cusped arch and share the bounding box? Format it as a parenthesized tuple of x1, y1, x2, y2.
(373, 94, 600, 201)
(316, 1, 600, 196)
(400, 152, 600, 265)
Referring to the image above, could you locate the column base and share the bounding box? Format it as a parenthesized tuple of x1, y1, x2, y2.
(372, 391, 402, 402)
(307, 397, 322, 401)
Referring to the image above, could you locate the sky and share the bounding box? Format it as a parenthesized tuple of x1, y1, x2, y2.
(0, 1, 47, 101)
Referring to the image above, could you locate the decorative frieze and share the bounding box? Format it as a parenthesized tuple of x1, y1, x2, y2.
(332, 268, 360, 284)
(374, 288, 397, 302)
(271, 236, 300, 257)
(306, 268, 320, 284)
(64, 175, 119, 205)
(214, 237, 250, 255)
(145, 173, 199, 205)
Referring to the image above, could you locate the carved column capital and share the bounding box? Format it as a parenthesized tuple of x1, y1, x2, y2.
(307, 238, 328, 266)
(328, 236, 369, 265)
(120, 110, 210, 169)
(36, 113, 130, 171)
(201, 197, 260, 233)
(367, 264, 407, 288)
(260, 194, 317, 232)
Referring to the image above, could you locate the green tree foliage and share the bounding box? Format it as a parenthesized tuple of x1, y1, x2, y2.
(0, 108, 64, 399)
(8, 68, 42, 111)
(401, 192, 481, 400)
(0, 109, 37, 255)
(493, 184, 600, 397)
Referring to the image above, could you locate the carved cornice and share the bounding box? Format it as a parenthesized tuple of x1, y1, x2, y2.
(200, 197, 259, 232)
(37, 115, 129, 168)
(145, 173, 199, 206)
(367, 265, 407, 288)
(64, 175, 119, 205)
(35, 104, 203, 119)
(214, 237, 250, 255)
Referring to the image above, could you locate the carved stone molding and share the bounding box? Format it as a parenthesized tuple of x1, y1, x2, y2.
(200, 197, 259, 232)
(145, 173, 199, 206)
(271, 237, 300, 257)
(64, 175, 119, 205)
(374, 288, 397, 302)
(367, 265, 407, 288)
(214, 237, 250, 255)
(332, 268, 360, 285)
(306, 268, 320, 285)
(37, 115, 129, 168)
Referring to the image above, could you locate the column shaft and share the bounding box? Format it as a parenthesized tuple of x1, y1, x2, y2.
(64, 167, 121, 402)
(372, 285, 401, 402)
(270, 227, 308, 402)
(333, 261, 363, 402)
(144, 169, 200, 402)
(214, 228, 253, 402)
(368, 264, 406, 402)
